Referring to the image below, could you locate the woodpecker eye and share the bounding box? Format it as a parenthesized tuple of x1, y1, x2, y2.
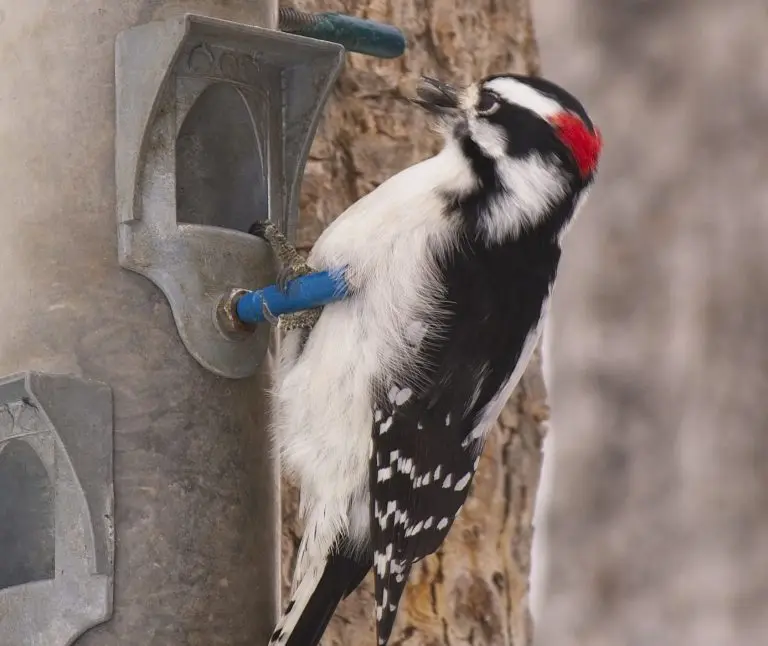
(476, 90, 501, 116)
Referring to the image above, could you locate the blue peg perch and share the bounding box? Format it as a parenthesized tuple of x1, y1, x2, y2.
(278, 8, 406, 59)
(235, 269, 349, 325)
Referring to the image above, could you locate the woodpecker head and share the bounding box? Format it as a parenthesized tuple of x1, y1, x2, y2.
(413, 74, 601, 182)
(412, 73, 602, 242)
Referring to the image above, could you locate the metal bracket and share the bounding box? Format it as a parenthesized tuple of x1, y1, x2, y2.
(115, 14, 344, 379)
(0, 372, 114, 646)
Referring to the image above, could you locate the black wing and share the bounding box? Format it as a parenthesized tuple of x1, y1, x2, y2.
(369, 236, 560, 644)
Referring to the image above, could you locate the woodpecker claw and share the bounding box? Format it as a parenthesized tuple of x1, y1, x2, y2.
(262, 299, 279, 326)
(276, 266, 297, 294)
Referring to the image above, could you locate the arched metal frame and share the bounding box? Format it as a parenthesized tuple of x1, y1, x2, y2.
(0, 372, 114, 646)
(115, 15, 344, 379)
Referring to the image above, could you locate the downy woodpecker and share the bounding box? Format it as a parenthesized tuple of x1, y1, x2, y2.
(259, 73, 602, 646)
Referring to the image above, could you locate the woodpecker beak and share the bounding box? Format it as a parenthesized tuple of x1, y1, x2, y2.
(411, 76, 461, 115)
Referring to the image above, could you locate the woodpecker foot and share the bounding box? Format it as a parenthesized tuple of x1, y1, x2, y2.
(277, 308, 322, 332)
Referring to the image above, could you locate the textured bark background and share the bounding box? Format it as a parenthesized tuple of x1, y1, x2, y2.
(278, 1, 546, 644)
(532, 1, 768, 645)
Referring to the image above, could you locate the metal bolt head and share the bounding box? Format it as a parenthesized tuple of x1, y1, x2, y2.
(215, 289, 257, 340)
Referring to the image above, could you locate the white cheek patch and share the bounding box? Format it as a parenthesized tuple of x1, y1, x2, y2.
(468, 119, 507, 160)
(479, 154, 567, 244)
(484, 77, 561, 121)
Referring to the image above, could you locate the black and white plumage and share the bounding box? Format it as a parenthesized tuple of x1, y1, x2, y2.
(268, 73, 602, 646)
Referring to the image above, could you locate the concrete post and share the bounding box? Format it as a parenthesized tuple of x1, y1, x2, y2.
(0, 3, 341, 644)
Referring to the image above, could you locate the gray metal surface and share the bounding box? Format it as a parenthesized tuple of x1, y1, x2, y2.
(0, 2, 328, 644)
(116, 14, 344, 378)
(0, 373, 113, 646)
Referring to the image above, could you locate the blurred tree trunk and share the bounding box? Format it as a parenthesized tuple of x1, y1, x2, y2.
(279, 1, 546, 644)
(535, 1, 768, 645)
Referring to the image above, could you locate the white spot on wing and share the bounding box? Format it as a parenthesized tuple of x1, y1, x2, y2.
(454, 472, 472, 491)
(380, 417, 393, 434)
(397, 457, 413, 475)
(375, 551, 387, 576)
(378, 500, 397, 529)
(442, 474, 453, 488)
(394, 387, 412, 406)
(437, 517, 449, 530)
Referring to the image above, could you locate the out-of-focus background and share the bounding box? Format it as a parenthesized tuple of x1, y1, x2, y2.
(530, 0, 768, 644)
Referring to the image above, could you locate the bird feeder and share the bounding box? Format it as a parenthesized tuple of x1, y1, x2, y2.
(0, 4, 340, 644)
(0, 3, 403, 644)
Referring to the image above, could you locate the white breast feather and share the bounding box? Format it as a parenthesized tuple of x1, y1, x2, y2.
(270, 144, 475, 577)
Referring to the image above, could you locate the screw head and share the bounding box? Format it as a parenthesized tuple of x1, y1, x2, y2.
(215, 289, 256, 340)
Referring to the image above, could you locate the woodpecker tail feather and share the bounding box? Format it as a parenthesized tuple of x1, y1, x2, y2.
(270, 547, 370, 646)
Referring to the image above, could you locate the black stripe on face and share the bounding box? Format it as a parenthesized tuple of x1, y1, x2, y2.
(483, 73, 596, 134)
(452, 100, 572, 200)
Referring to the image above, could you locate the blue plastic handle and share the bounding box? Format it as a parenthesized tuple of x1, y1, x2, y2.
(279, 9, 406, 59)
(313, 13, 406, 59)
(236, 269, 349, 324)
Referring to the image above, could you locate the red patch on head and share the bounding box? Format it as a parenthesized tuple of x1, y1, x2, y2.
(549, 112, 602, 178)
